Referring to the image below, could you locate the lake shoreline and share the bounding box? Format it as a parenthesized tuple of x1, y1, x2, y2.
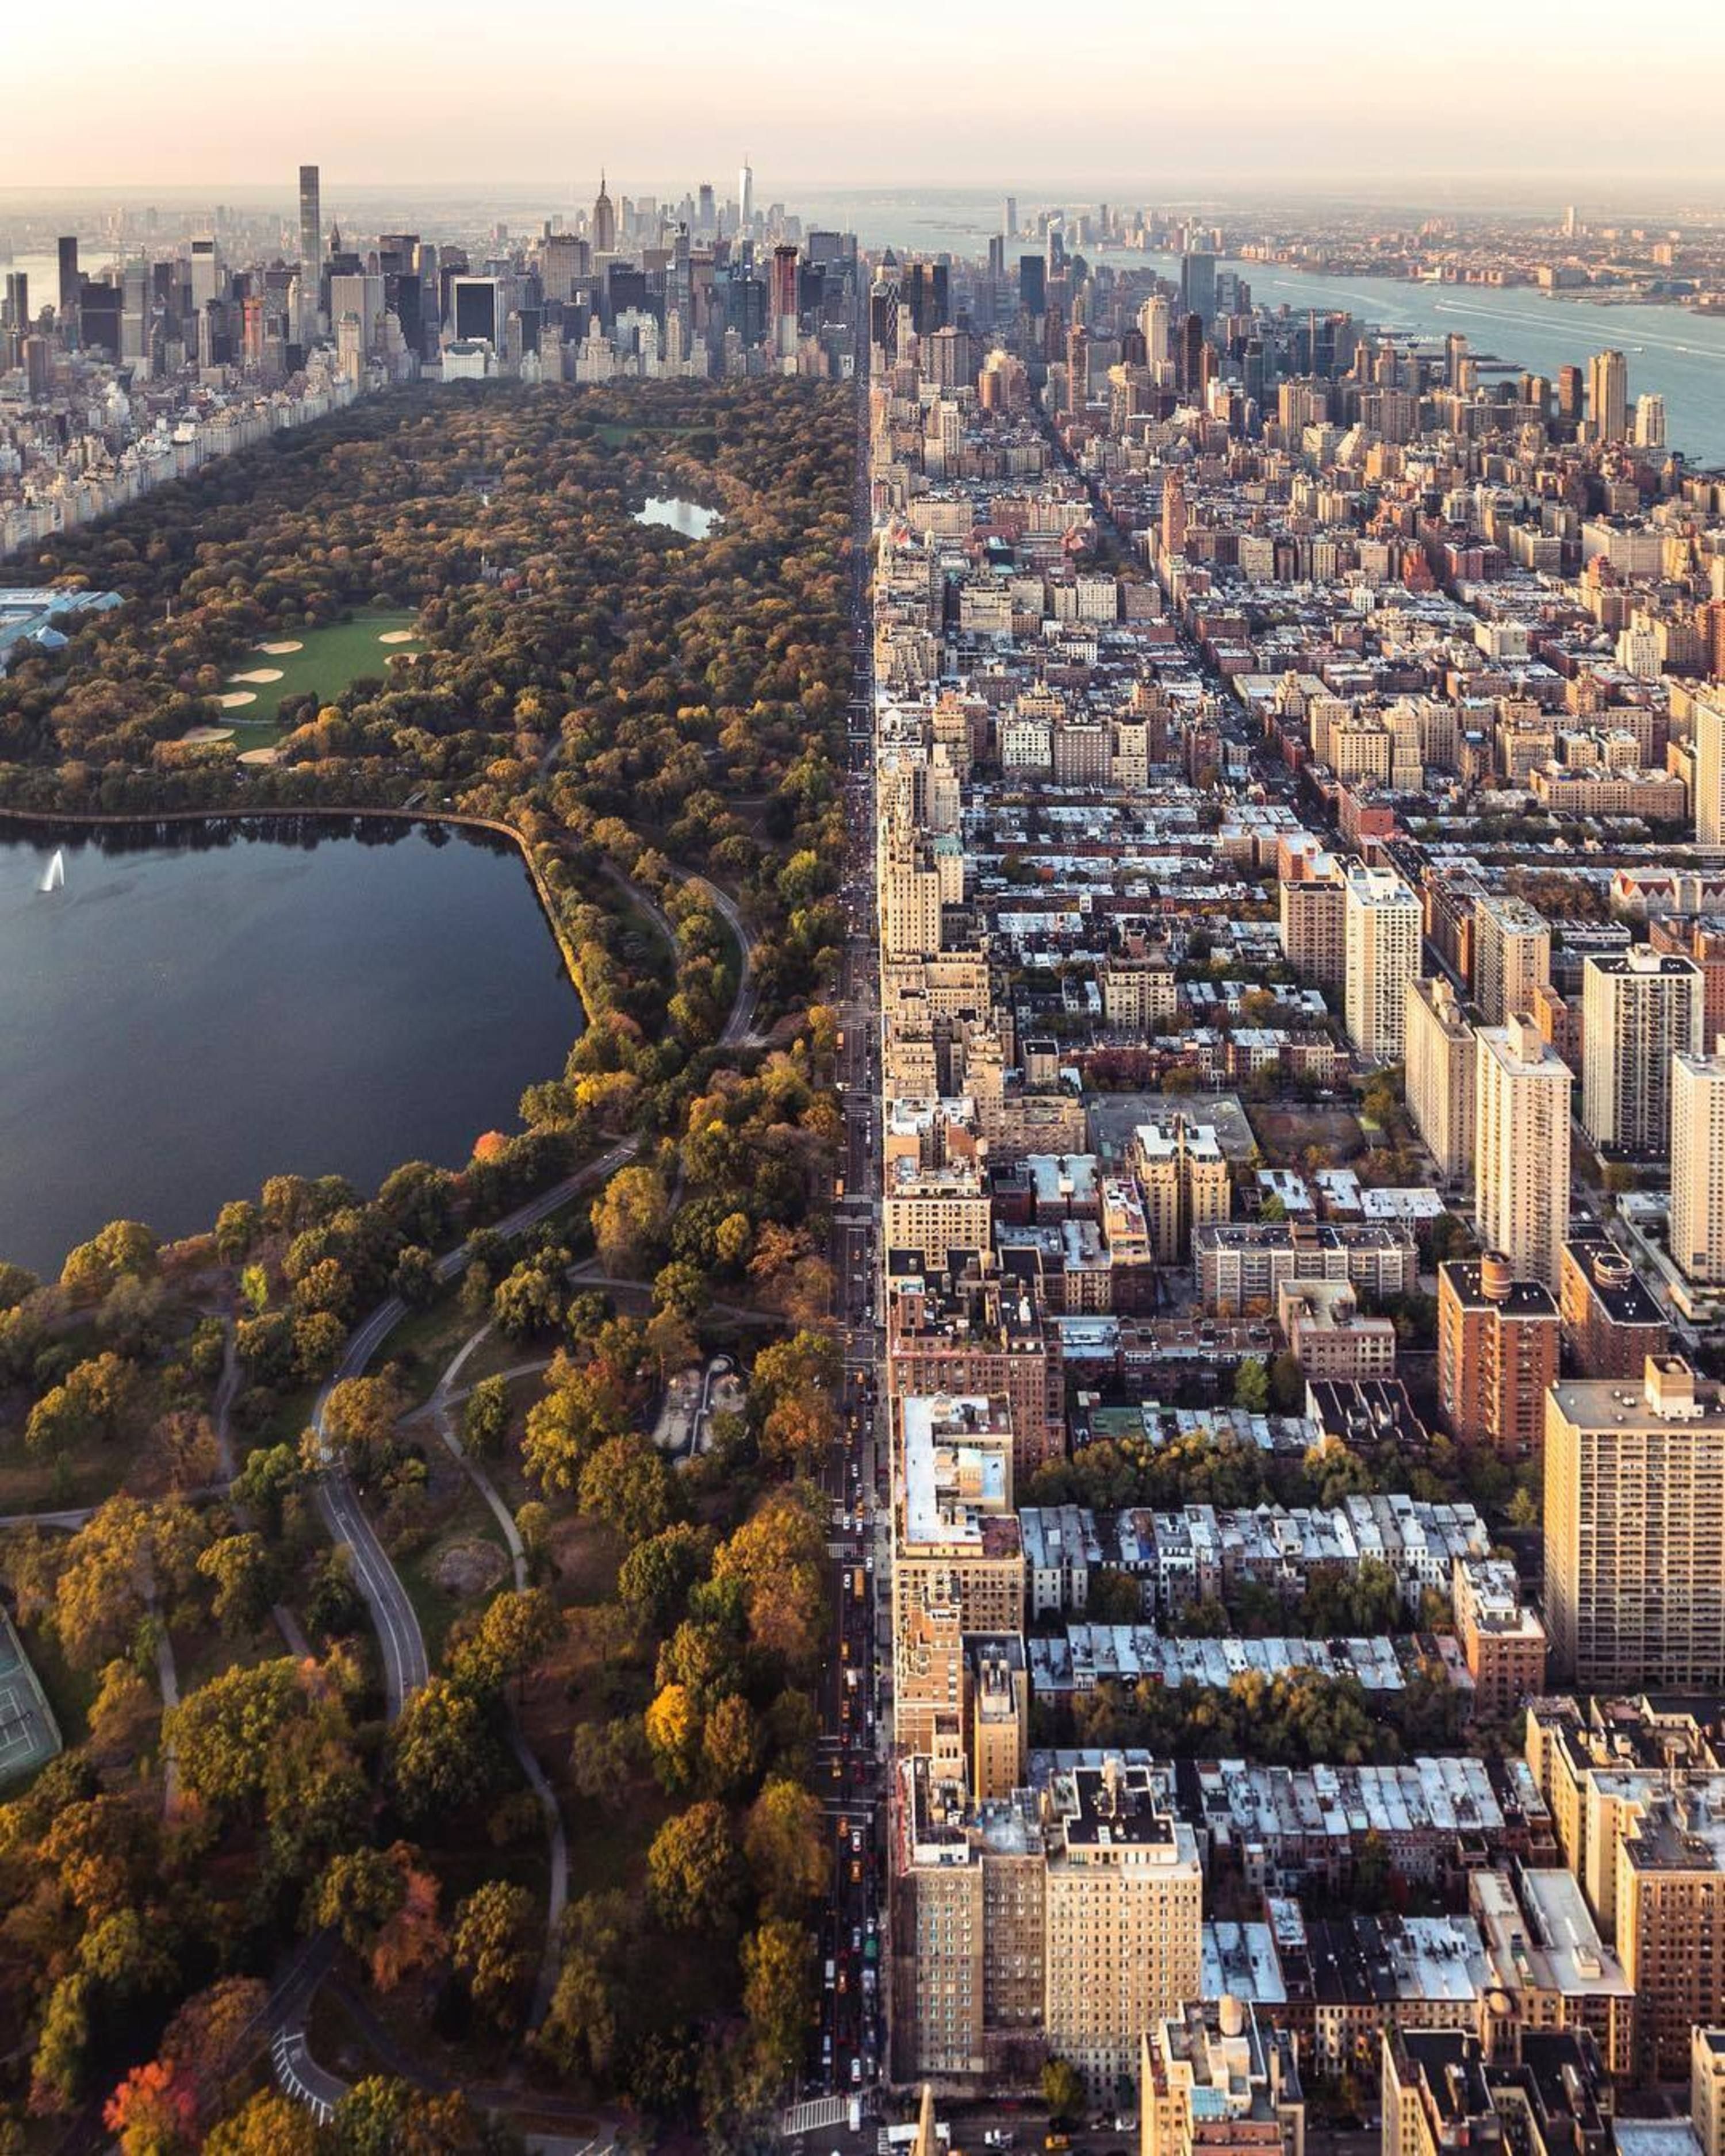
(0, 799, 597, 1027)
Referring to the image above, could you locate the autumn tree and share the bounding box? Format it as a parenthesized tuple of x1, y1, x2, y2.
(450, 1880, 535, 2030)
(646, 1800, 742, 1931)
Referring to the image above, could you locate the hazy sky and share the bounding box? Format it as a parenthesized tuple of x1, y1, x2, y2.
(10, 0, 1725, 193)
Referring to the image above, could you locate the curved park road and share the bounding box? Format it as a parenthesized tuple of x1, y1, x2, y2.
(308, 1137, 639, 1723)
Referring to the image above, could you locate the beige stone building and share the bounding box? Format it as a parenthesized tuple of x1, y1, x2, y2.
(1544, 1358, 1725, 1689)
(1474, 1017, 1571, 1292)
(1406, 976, 1477, 1183)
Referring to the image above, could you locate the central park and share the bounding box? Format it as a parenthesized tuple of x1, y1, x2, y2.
(0, 376, 857, 2151)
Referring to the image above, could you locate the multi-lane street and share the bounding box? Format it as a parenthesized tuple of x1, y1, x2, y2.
(806, 360, 890, 2112)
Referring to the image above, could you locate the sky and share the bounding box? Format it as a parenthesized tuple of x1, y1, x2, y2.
(9, 0, 1725, 194)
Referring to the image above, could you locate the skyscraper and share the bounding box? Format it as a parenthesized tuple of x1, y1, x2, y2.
(1342, 863, 1422, 1062)
(1672, 1050, 1725, 1285)
(737, 156, 753, 231)
(1475, 1015, 1571, 1292)
(56, 236, 79, 341)
(1587, 348, 1628, 444)
(592, 172, 616, 256)
(298, 164, 321, 271)
(1634, 393, 1666, 451)
(1581, 947, 1701, 1152)
(1179, 250, 1217, 326)
(1002, 196, 1017, 237)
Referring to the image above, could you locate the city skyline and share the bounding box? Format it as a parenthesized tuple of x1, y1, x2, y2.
(9, 0, 1725, 190)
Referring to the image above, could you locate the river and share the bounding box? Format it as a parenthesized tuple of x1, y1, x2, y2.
(0, 817, 584, 1280)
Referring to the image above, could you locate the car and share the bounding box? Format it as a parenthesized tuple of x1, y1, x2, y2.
(850, 2059, 862, 2086)
(851, 1828, 862, 1852)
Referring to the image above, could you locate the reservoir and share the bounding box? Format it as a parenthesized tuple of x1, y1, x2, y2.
(0, 817, 585, 1280)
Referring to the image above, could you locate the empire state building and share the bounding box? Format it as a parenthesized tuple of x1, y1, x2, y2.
(591, 171, 616, 256)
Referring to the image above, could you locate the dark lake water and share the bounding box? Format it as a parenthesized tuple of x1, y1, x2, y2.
(0, 818, 584, 1280)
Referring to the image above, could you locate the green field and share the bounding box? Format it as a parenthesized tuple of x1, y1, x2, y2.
(222, 609, 423, 727)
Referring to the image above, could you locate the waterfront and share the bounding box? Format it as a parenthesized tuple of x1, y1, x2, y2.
(0, 817, 584, 1278)
(637, 495, 722, 538)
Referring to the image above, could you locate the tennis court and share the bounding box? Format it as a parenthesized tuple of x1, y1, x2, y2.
(0, 1610, 62, 1789)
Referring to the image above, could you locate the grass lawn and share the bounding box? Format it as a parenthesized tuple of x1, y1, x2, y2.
(393, 1474, 511, 1667)
(1247, 1102, 1367, 1165)
(0, 1430, 136, 1516)
(225, 609, 423, 728)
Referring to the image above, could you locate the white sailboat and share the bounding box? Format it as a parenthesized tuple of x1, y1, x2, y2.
(38, 847, 65, 894)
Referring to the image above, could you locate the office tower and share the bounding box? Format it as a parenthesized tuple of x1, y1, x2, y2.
(1475, 1016, 1571, 1292)
(1546, 1355, 1725, 1689)
(1672, 1049, 1725, 1284)
(769, 243, 798, 356)
(1138, 293, 1171, 371)
(1557, 364, 1584, 432)
(1473, 893, 1550, 1027)
(591, 171, 616, 255)
(56, 236, 79, 341)
(1405, 976, 1477, 1181)
(1581, 947, 1701, 1152)
(120, 262, 150, 365)
(1343, 863, 1421, 1062)
(1017, 255, 1045, 316)
(1437, 1255, 1560, 1456)
(1178, 311, 1204, 398)
(1586, 348, 1628, 444)
(1634, 393, 1666, 450)
(1179, 250, 1216, 326)
(737, 156, 753, 230)
(450, 275, 502, 345)
(298, 163, 321, 270)
(2, 271, 25, 331)
(1160, 467, 1186, 558)
(190, 237, 220, 312)
(1002, 196, 1016, 236)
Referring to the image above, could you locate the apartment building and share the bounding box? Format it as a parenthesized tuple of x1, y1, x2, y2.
(1140, 1998, 1304, 2156)
(1405, 976, 1477, 1183)
(1344, 864, 1424, 1062)
(1452, 1556, 1547, 1714)
(1544, 1358, 1725, 1689)
(1436, 1255, 1561, 1456)
(1279, 851, 1347, 994)
(1473, 894, 1552, 1027)
(1580, 947, 1701, 1153)
(884, 1157, 993, 1273)
(1559, 1226, 1670, 1378)
(1136, 1116, 1231, 1264)
(1672, 1049, 1725, 1284)
(1474, 1016, 1571, 1292)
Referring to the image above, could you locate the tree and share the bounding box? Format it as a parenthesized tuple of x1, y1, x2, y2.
(392, 1244, 439, 1309)
(578, 1434, 674, 1543)
(390, 1678, 506, 1823)
(760, 1387, 837, 1474)
(462, 1375, 510, 1457)
(325, 2079, 480, 2155)
(451, 1880, 535, 2029)
(742, 1777, 827, 1917)
(313, 1372, 407, 1484)
(646, 1801, 742, 1930)
(168, 1659, 309, 1816)
(60, 1219, 158, 1299)
(1042, 2057, 1087, 2126)
(589, 1164, 670, 1276)
(447, 1589, 562, 1696)
(711, 1484, 828, 1672)
(55, 1498, 208, 1671)
(740, 1920, 814, 2086)
(1233, 1356, 1271, 1413)
(1085, 1567, 1145, 1624)
(205, 2093, 321, 2156)
(213, 1201, 261, 1264)
(197, 1532, 278, 1637)
(701, 1691, 761, 1797)
(313, 1843, 443, 1992)
(644, 1682, 700, 1793)
(617, 1522, 710, 1635)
